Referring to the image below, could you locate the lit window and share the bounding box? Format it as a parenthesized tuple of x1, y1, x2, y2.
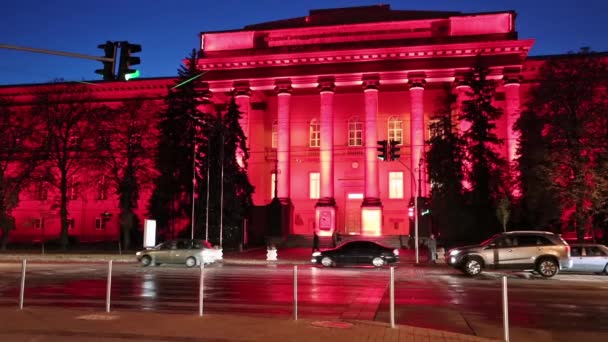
(388, 117, 403, 145)
(270, 172, 276, 199)
(389, 172, 404, 199)
(309, 119, 320, 147)
(309, 172, 320, 199)
(428, 118, 443, 140)
(348, 117, 363, 146)
(271, 120, 278, 149)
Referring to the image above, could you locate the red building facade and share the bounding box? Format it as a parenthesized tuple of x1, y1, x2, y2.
(2, 6, 540, 243)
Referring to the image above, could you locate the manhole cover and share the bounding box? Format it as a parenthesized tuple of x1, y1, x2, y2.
(76, 314, 119, 321)
(310, 321, 353, 329)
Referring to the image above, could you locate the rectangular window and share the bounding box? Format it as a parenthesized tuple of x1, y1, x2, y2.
(309, 120, 320, 147)
(35, 182, 48, 201)
(34, 218, 44, 229)
(271, 121, 278, 149)
(270, 173, 276, 199)
(348, 120, 363, 146)
(98, 175, 108, 200)
(95, 218, 106, 230)
(389, 172, 404, 199)
(388, 118, 403, 144)
(68, 176, 78, 200)
(309, 172, 320, 199)
(67, 218, 75, 231)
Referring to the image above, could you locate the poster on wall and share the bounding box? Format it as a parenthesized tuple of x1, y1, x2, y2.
(320, 211, 331, 230)
(144, 219, 156, 248)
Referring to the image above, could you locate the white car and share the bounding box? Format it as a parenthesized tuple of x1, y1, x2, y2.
(566, 244, 608, 274)
(136, 239, 222, 267)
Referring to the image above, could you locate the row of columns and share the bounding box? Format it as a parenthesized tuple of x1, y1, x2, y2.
(221, 73, 520, 235)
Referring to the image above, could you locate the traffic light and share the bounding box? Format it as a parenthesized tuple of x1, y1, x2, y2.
(377, 140, 388, 160)
(95, 41, 116, 81)
(117, 41, 141, 81)
(389, 140, 400, 160)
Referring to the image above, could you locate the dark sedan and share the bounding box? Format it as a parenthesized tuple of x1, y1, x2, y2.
(311, 240, 399, 267)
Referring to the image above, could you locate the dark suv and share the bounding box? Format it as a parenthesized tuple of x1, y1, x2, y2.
(445, 231, 572, 277)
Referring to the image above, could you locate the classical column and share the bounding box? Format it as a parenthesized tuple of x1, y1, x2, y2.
(234, 81, 251, 168)
(504, 74, 521, 165)
(275, 79, 292, 202)
(409, 75, 426, 197)
(315, 77, 336, 236)
(455, 78, 472, 135)
(363, 75, 381, 204)
(361, 75, 382, 236)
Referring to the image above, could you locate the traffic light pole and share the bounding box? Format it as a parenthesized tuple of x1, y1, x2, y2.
(0, 43, 114, 63)
(396, 159, 420, 264)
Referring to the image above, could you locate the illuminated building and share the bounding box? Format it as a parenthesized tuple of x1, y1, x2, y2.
(0, 5, 545, 243)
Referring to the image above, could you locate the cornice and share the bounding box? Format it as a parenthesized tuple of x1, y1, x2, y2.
(198, 39, 535, 71)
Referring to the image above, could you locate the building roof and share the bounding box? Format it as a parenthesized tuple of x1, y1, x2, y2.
(243, 5, 462, 31)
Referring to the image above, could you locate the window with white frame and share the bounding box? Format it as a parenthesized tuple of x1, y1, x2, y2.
(428, 118, 443, 140)
(388, 116, 403, 144)
(389, 172, 404, 199)
(348, 117, 363, 146)
(309, 119, 320, 147)
(271, 120, 278, 149)
(309, 172, 320, 199)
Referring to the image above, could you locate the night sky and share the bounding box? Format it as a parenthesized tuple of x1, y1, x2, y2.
(1, 0, 607, 85)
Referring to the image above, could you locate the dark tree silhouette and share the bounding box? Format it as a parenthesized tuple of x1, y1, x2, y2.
(0, 98, 43, 250)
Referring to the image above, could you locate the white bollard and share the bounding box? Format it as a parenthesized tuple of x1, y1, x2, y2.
(293, 265, 298, 320)
(106, 260, 113, 313)
(502, 276, 509, 342)
(19, 259, 27, 310)
(199, 263, 204, 317)
(390, 267, 395, 328)
(267, 247, 278, 261)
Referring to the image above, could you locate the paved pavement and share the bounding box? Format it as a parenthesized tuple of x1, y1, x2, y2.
(0, 307, 495, 342)
(0, 248, 499, 341)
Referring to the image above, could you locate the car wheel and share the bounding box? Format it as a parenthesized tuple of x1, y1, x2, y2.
(321, 256, 333, 267)
(372, 257, 385, 267)
(536, 258, 559, 277)
(141, 255, 152, 267)
(463, 258, 483, 276)
(186, 257, 197, 268)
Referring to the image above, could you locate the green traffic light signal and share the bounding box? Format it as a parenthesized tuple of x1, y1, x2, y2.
(118, 41, 141, 81)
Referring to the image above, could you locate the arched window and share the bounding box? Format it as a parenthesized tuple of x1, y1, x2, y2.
(387, 116, 403, 144)
(309, 119, 320, 147)
(348, 117, 363, 146)
(271, 120, 278, 149)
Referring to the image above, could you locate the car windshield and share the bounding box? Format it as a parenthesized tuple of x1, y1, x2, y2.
(480, 234, 500, 246)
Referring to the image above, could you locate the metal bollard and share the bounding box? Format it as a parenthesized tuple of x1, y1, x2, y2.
(293, 265, 298, 321)
(502, 276, 509, 342)
(106, 260, 113, 313)
(199, 263, 204, 317)
(390, 267, 395, 328)
(19, 259, 27, 310)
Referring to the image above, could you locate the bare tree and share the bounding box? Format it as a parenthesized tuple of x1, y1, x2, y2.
(33, 83, 110, 250)
(99, 98, 159, 250)
(0, 98, 43, 249)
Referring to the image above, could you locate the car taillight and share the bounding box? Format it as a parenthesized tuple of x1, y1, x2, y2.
(565, 244, 571, 257)
(393, 249, 399, 256)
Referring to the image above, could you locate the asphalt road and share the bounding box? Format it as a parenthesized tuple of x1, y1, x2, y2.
(1, 262, 607, 341)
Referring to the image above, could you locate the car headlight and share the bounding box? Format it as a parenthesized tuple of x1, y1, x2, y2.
(312, 252, 321, 257)
(136, 251, 142, 256)
(448, 249, 461, 256)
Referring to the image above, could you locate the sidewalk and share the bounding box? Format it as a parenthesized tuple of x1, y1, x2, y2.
(0, 307, 495, 342)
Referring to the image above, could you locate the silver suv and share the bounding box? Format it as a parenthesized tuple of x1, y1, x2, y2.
(446, 231, 573, 277)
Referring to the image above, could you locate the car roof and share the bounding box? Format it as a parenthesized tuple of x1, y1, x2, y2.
(502, 230, 555, 235)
